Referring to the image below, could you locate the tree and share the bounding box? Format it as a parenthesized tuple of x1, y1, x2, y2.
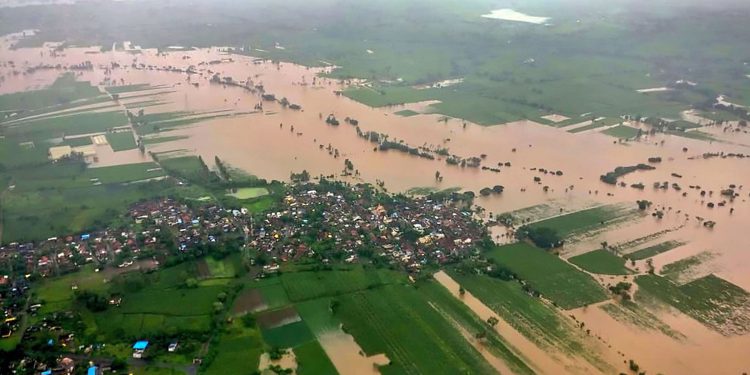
(487, 316, 499, 327)
(458, 287, 465, 296)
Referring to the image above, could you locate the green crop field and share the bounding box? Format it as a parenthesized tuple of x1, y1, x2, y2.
(528, 204, 635, 240)
(295, 341, 338, 375)
(635, 274, 750, 335)
(261, 320, 316, 348)
(568, 249, 631, 275)
(227, 187, 269, 199)
(203, 320, 265, 375)
(280, 267, 405, 302)
(335, 284, 496, 375)
(626, 240, 686, 260)
(601, 125, 641, 139)
(106, 131, 138, 151)
(448, 271, 612, 372)
(487, 243, 608, 309)
(599, 301, 685, 340)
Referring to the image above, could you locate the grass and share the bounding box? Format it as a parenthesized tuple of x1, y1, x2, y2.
(0, 73, 102, 114)
(142, 135, 189, 145)
(449, 271, 611, 372)
(280, 267, 405, 302)
(601, 125, 642, 139)
(261, 320, 315, 348)
(335, 283, 497, 375)
(106, 131, 138, 151)
(241, 196, 276, 213)
(487, 243, 608, 309)
(227, 187, 269, 199)
(635, 274, 750, 335)
(528, 204, 635, 240)
(4, 110, 129, 142)
(626, 240, 686, 260)
(202, 320, 264, 375)
(568, 249, 631, 275)
(204, 256, 237, 278)
(394, 109, 419, 117)
(256, 279, 291, 310)
(295, 341, 338, 375)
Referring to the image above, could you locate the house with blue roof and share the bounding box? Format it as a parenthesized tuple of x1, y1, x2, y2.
(132, 340, 149, 358)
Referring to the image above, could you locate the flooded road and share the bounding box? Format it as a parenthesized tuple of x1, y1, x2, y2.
(3, 32, 750, 374)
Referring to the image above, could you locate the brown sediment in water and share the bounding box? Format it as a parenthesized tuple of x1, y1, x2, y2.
(3, 37, 750, 374)
(317, 330, 389, 375)
(433, 271, 608, 374)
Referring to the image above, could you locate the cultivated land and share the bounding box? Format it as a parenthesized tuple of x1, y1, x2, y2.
(486, 243, 608, 309)
(1, 0, 750, 374)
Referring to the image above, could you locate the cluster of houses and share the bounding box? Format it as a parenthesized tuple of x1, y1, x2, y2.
(251, 184, 487, 272)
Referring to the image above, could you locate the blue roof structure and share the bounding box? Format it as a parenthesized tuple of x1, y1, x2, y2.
(88, 366, 98, 375)
(41, 371, 52, 375)
(133, 340, 149, 350)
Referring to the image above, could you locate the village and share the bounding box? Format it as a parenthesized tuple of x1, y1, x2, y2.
(0, 181, 488, 371)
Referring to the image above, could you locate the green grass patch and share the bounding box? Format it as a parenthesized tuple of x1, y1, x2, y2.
(227, 187, 269, 199)
(487, 243, 608, 309)
(336, 284, 496, 375)
(203, 320, 264, 375)
(4, 110, 129, 142)
(295, 341, 338, 375)
(142, 135, 189, 145)
(528, 204, 635, 240)
(280, 267, 405, 302)
(106, 131, 138, 151)
(626, 240, 686, 260)
(568, 249, 631, 275)
(394, 109, 419, 117)
(660, 251, 714, 283)
(601, 125, 642, 139)
(261, 320, 315, 348)
(60, 136, 94, 147)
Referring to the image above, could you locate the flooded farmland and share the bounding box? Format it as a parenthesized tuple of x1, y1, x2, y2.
(3, 32, 750, 374)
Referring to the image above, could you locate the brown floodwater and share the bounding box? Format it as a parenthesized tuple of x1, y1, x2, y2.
(3, 34, 750, 374)
(318, 330, 389, 375)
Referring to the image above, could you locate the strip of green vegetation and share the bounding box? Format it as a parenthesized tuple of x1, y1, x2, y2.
(106, 131, 138, 151)
(528, 204, 634, 239)
(0, 73, 101, 114)
(599, 302, 685, 340)
(105, 84, 156, 95)
(295, 341, 338, 375)
(448, 271, 612, 372)
(261, 320, 315, 348)
(280, 266, 405, 302)
(601, 125, 642, 139)
(5, 110, 129, 142)
(568, 249, 631, 275)
(394, 109, 419, 117)
(336, 284, 496, 375)
(627, 240, 686, 260)
(60, 136, 94, 147)
(201, 318, 264, 375)
(142, 135, 189, 145)
(487, 243, 608, 309)
(635, 274, 750, 335)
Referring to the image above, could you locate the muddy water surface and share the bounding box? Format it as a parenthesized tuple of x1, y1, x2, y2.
(3, 35, 750, 374)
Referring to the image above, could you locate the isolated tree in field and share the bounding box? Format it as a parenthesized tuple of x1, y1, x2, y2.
(459, 286, 465, 296)
(487, 316, 499, 327)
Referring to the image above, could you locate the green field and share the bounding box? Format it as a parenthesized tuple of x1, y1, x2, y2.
(336, 284, 496, 375)
(626, 240, 686, 260)
(635, 274, 750, 335)
(227, 187, 269, 199)
(568, 249, 631, 275)
(280, 267, 405, 302)
(601, 125, 642, 139)
(660, 251, 714, 283)
(487, 243, 608, 309)
(528, 204, 636, 240)
(202, 320, 265, 375)
(106, 131, 138, 151)
(295, 341, 338, 375)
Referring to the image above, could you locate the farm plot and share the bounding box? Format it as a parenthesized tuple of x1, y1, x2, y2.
(626, 240, 686, 260)
(527, 204, 637, 240)
(335, 284, 496, 375)
(280, 267, 405, 302)
(487, 243, 608, 309)
(568, 249, 631, 275)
